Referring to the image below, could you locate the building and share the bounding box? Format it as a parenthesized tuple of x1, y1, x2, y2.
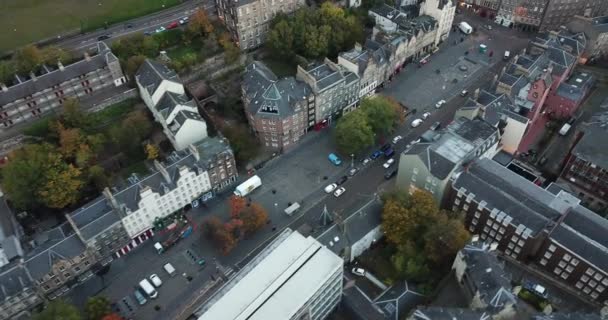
(242, 61, 314, 150)
(296, 59, 360, 124)
(495, 0, 549, 31)
(135, 59, 208, 151)
(544, 70, 594, 118)
(566, 15, 608, 62)
(449, 158, 608, 305)
(396, 117, 500, 205)
(195, 229, 343, 320)
(338, 43, 390, 98)
(215, 0, 304, 50)
(0, 42, 126, 131)
(540, 0, 608, 32)
(559, 123, 608, 212)
(452, 240, 518, 314)
(419, 0, 456, 44)
(0, 264, 43, 320)
(0, 192, 23, 268)
(461, 0, 502, 16)
(408, 307, 496, 320)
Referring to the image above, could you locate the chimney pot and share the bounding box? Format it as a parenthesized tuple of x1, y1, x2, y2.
(0, 83, 7, 92)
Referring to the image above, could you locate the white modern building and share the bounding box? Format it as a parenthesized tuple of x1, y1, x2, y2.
(135, 59, 208, 150)
(196, 229, 344, 320)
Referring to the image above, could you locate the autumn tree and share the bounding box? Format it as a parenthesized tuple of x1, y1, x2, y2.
(38, 161, 84, 209)
(61, 98, 88, 129)
(188, 9, 214, 38)
(335, 110, 374, 155)
(215, 225, 238, 255)
(145, 144, 160, 160)
(240, 203, 268, 236)
(33, 299, 81, 320)
(101, 314, 123, 320)
(228, 195, 247, 219)
(201, 217, 224, 240)
(218, 32, 240, 64)
(13, 44, 43, 74)
(85, 296, 111, 320)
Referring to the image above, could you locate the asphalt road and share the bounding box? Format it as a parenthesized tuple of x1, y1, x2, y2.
(54, 0, 215, 52)
(66, 12, 534, 320)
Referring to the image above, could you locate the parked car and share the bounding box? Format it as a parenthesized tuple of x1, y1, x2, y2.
(167, 21, 179, 29)
(324, 183, 338, 194)
(384, 169, 397, 180)
(163, 263, 176, 277)
(155, 26, 166, 33)
(523, 281, 549, 299)
(383, 158, 395, 169)
(430, 121, 441, 131)
(134, 289, 148, 305)
(361, 158, 371, 165)
(348, 168, 358, 176)
(352, 268, 366, 276)
(392, 135, 403, 144)
(328, 153, 342, 166)
(370, 150, 383, 159)
(422, 112, 431, 120)
(435, 100, 446, 108)
(97, 34, 110, 41)
(411, 119, 423, 128)
(336, 176, 348, 185)
(460, 90, 468, 97)
(333, 187, 346, 197)
(149, 274, 162, 287)
(179, 17, 190, 25)
(380, 143, 392, 152)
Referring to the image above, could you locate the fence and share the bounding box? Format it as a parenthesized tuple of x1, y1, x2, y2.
(87, 89, 138, 113)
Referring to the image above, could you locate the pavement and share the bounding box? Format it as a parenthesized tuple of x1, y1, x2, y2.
(65, 11, 534, 320)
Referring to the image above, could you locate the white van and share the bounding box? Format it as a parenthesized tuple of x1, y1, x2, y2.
(163, 263, 176, 277)
(139, 279, 158, 299)
(504, 51, 511, 60)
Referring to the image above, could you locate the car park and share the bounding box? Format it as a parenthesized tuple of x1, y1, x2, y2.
(384, 169, 397, 180)
(370, 150, 383, 159)
(348, 168, 358, 176)
(411, 119, 423, 128)
(336, 176, 348, 185)
(383, 158, 395, 168)
(435, 100, 446, 108)
(352, 268, 366, 276)
(392, 135, 403, 144)
(324, 183, 338, 193)
(133, 289, 147, 305)
(430, 121, 441, 131)
(333, 187, 346, 197)
(149, 274, 162, 287)
(422, 112, 431, 120)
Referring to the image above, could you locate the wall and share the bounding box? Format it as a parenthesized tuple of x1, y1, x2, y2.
(501, 117, 528, 154)
(87, 89, 138, 113)
(350, 226, 382, 262)
(173, 120, 209, 151)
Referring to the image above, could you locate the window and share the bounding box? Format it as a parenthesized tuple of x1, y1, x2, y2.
(548, 244, 556, 252)
(540, 258, 548, 266)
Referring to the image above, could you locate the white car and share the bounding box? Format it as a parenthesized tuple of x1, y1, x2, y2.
(413, 138, 421, 144)
(149, 274, 162, 287)
(435, 100, 446, 108)
(333, 187, 346, 197)
(411, 119, 423, 128)
(179, 17, 190, 25)
(155, 26, 166, 33)
(392, 135, 403, 144)
(362, 158, 371, 165)
(422, 112, 431, 120)
(352, 267, 366, 276)
(383, 158, 395, 168)
(324, 183, 338, 194)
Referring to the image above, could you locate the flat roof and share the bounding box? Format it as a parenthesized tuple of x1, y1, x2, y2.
(197, 229, 342, 320)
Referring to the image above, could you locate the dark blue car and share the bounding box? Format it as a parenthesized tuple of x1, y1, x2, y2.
(371, 150, 383, 159)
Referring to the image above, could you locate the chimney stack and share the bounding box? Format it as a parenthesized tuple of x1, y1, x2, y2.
(188, 144, 200, 161)
(474, 88, 480, 100)
(354, 42, 362, 52)
(84, 51, 91, 62)
(102, 187, 120, 211)
(154, 160, 172, 184)
(0, 83, 7, 92)
(29, 72, 37, 81)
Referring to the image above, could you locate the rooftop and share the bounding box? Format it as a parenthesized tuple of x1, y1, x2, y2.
(448, 117, 498, 148)
(556, 71, 593, 102)
(374, 280, 425, 320)
(68, 196, 119, 241)
(410, 307, 494, 320)
(196, 229, 342, 320)
(305, 62, 345, 91)
(135, 59, 180, 97)
(572, 123, 608, 169)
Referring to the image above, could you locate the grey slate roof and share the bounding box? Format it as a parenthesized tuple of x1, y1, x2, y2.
(532, 312, 603, 320)
(449, 118, 497, 148)
(24, 231, 86, 280)
(459, 241, 516, 309)
(410, 307, 494, 320)
(69, 196, 121, 241)
(0, 42, 114, 107)
(157, 91, 195, 118)
(136, 59, 180, 97)
(0, 264, 35, 302)
(306, 63, 344, 91)
(453, 158, 561, 233)
(572, 124, 608, 170)
(243, 62, 311, 118)
(556, 71, 593, 102)
(0, 196, 18, 241)
(484, 93, 529, 124)
(342, 285, 386, 320)
(374, 280, 426, 320)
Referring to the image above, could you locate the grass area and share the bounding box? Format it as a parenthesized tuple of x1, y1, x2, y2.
(167, 41, 205, 61)
(262, 58, 296, 78)
(87, 98, 138, 127)
(0, 0, 180, 53)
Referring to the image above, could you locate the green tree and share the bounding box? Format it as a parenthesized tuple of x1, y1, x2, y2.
(335, 110, 374, 155)
(84, 296, 111, 320)
(302, 25, 330, 59)
(361, 96, 398, 137)
(222, 124, 260, 163)
(142, 36, 160, 57)
(266, 20, 295, 60)
(124, 55, 147, 80)
(381, 190, 439, 246)
(61, 98, 89, 129)
(41, 46, 71, 65)
(1, 143, 58, 209)
(423, 214, 470, 268)
(0, 60, 15, 84)
(88, 165, 109, 191)
(33, 299, 81, 320)
(13, 44, 43, 74)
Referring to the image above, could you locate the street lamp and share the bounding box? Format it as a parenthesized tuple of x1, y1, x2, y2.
(274, 203, 278, 216)
(350, 154, 354, 168)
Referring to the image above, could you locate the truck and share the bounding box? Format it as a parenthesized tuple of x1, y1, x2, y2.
(234, 175, 262, 197)
(459, 21, 473, 34)
(139, 279, 158, 299)
(559, 123, 572, 136)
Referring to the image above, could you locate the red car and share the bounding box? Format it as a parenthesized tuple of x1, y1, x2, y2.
(167, 21, 179, 29)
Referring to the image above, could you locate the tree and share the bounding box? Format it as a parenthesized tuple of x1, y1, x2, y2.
(361, 96, 398, 137)
(124, 55, 147, 80)
(335, 110, 374, 155)
(41, 46, 71, 65)
(218, 33, 240, 64)
(381, 190, 439, 246)
(228, 195, 247, 219)
(33, 299, 81, 320)
(123, 111, 152, 140)
(145, 144, 160, 160)
(1, 144, 57, 209)
(222, 124, 260, 163)
(13, 44, 43, 74)
(61, 98, 88, 129)
(88, 165, 109, 191)
(188, 9, 214, 38)
(423, 214, 470, 268)
(201, 217, 223, 240)
(38, 162, 84, 209)
(142, 36, 160, 57)
(266, 20, 295, 60)
(0, 60, 15, 84)
(215, 226, 238, 255)
(85, 296, 111, 320)
(101, 314, 123, 320)
(241, 203, 268, 236)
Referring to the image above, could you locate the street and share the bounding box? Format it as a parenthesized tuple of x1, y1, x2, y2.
(66, 11, 534, 320)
